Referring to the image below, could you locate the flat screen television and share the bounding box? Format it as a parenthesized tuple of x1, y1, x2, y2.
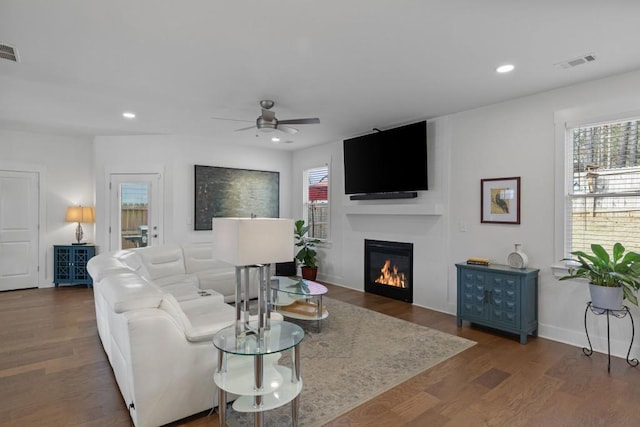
(343, 120, 427, 199)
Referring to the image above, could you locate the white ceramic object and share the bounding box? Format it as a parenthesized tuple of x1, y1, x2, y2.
(507, 244, 529, 269)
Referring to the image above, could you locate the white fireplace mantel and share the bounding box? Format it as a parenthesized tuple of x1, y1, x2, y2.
(343, 202, 443, 216)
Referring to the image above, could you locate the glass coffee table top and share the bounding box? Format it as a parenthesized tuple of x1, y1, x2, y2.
(270, 276, 328, 296)
(213, 320, 304, 356)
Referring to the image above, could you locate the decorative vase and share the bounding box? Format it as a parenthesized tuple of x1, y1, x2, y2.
(301, 266, 318, 281)
(589, 284, 623, 313)
(507, 244, 529, 269)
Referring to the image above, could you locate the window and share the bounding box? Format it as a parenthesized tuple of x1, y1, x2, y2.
(566, 119, 640, 254)
(303, 165, 329, 241)
(120, 183, 149, 248)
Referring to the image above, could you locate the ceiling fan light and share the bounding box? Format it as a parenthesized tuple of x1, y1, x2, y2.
(496, 64, 515, 73)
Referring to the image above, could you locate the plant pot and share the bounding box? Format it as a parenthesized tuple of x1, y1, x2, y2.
(301, 266, 318, 281)
(589, 284, 623, 313)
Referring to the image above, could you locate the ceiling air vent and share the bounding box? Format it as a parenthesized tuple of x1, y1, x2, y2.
(0, 44, 19, 62)
(555, 54, 596, 69)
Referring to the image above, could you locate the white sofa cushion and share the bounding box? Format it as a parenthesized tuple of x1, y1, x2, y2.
(160, 294, 235, 342)
(134, 245, 186, 282)
(183, 243, 221, 273)
(101, 272, 164, 313)
(86, 254, 133, 283)
(153, 275, 202, 301)
(116, 250, 145, 272)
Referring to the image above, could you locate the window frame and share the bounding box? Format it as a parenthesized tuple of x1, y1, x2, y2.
(303, 164, 330, 243)
(554, 107, 640, 273)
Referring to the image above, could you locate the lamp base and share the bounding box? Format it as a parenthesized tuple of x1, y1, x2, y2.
(72, 242, 88, 245)
(74, 222, 85, 246)
(234, 264, 272, 339)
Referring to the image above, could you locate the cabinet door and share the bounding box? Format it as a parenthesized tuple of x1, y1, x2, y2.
(71, 247, 93, 283)
(488, 274, 519, 328)
(459, 269, 487, 320)
(54, 247, 72, 283)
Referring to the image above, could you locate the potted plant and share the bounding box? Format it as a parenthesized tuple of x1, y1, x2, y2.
(560, 243, 640, 311)
(294, 219, 321, 281)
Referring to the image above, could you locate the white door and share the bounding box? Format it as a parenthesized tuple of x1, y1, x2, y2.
(0, 171, 39, 291)
(109, 173, 163, 251)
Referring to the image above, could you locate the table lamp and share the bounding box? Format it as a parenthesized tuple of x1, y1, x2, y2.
(65, 206, 95, 245)
(212, 217, 294, 338)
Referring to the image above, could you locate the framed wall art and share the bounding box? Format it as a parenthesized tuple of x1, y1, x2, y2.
(194, 165, 280, 230)
(481, 176, 521, 224)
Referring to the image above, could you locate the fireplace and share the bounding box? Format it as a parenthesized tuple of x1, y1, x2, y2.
(364, 239, 413, 303)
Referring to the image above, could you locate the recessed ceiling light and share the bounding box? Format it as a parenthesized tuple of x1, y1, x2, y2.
(122, 112, 136, 119)
(271, 136, 280, 142)
(496, 64, 515, 74)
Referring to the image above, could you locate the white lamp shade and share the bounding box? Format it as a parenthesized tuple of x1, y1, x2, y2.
(212, 218, 294, 266)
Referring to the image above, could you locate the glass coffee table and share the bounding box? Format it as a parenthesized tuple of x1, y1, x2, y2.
(270, 276, 329, 331)
(213, 320, 304, 427)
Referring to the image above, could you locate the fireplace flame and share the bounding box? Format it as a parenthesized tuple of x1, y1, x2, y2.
(375, 260, 407, 288)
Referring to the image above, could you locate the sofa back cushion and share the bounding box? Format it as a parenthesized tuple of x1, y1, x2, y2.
(183, 243, 233, 274)
(87, 253, 133, 283)
(116, 250, 145, 272)
(133, 245, 186, 282)
(100, 272, 164, 313)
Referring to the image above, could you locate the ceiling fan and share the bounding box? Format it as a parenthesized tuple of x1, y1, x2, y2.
(213, 100, 320, 134)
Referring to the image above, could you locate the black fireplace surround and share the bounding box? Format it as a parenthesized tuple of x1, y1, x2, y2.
(364, 239, 413, 303)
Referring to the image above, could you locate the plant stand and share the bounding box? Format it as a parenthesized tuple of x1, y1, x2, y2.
(583, 302, 639, 372)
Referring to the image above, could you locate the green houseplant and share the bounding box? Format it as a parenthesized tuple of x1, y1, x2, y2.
(294, 219, 321, 281)
(560, 243, 640, 309)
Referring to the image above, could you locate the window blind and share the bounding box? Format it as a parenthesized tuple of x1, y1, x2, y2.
(567, 119, 640, 254)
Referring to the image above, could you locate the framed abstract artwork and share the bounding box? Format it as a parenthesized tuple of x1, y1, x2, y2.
(194, 165, 279, 230)
(481, 176, 521, 224)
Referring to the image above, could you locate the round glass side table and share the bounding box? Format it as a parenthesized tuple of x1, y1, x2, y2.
(213, 320, 304, 427)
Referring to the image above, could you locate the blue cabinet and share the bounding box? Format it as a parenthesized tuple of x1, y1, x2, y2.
(456, 263, 538, 344)
(53, 245, 95, 288)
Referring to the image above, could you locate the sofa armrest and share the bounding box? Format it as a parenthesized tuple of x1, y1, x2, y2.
(120, 308, 221, 427)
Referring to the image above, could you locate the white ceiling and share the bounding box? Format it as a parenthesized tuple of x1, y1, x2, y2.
(2, 1, 640, 150)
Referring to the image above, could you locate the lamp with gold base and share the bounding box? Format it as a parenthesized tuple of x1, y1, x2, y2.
(65, 206, 95, 245)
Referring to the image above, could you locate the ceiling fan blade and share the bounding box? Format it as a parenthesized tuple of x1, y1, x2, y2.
(278, 118, 320, 125)
(211, 116, 254, 123)
(235, 125, 257, 132)
(261, 109, 276, 122)
(278, 125, 299, 134)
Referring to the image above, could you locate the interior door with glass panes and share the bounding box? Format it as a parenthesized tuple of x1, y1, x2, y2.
(109, 173, 163, 251)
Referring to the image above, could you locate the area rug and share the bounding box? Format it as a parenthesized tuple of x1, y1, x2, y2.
(224, 297, 475, 426)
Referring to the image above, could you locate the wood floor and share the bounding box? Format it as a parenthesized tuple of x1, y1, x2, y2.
(2, 284, 640, 426)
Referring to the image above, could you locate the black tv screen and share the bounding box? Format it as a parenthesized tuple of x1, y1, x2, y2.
(343, 121, 428, 195)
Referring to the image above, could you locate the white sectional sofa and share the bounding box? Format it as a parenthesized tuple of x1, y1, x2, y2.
(87, 243, 261, 427)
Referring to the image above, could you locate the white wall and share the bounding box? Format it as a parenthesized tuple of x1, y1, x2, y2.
(292, 68, 640, 358)
(292, 117, 453, 310)
(6, 69, 640, 358)
(449, 69, 640, 357)
(93, 134, 293, 251)
(0, 129, 94, 287)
